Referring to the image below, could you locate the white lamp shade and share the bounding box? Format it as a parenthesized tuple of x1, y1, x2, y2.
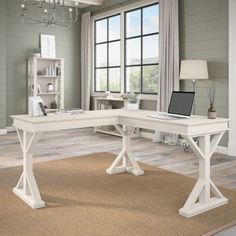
(180, 60, 209, 80)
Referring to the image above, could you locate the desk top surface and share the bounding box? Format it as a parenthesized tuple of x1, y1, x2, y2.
(11, 109, 229, 127)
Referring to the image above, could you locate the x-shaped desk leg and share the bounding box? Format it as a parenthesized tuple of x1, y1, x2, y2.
(13, 128, 45, 209)
(106, 125, 144, 176)
(179, 132, 228, 218)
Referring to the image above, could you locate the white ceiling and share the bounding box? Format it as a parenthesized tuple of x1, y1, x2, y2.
(70, 0, 103, 6)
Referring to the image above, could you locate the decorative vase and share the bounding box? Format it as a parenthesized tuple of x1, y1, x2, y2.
(47, 83, 54, 92)
(127, 103, 139, 111)
(105, 91, 111, 97)
(208, 103, 216, 119)
(50, 101, 58, 109)
(33, 53, 41, 58)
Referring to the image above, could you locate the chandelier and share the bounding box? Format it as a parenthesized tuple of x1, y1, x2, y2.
(20, 0, 80, 27)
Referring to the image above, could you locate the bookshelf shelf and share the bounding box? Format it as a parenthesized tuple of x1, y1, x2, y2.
(37, 76, 61, 78)
(28, 57, 64, 111)
(37, 92, 60, 95)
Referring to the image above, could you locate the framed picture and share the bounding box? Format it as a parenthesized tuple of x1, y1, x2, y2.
(40, 34, 56, 58)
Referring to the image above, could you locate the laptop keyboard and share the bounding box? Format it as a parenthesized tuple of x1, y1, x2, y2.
(147, 114, 179, 120)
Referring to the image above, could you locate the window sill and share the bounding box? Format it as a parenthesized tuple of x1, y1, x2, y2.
(91, 92, 158, 101)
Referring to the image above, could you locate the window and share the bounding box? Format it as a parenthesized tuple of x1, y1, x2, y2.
(94, 2, 159, 95)
(95, 15, 121, 92)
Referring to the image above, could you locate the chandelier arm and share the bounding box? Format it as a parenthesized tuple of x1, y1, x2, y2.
(23, 15, 47, 24)
(20, 0, 79, 27)
(23, 14, 75, 27)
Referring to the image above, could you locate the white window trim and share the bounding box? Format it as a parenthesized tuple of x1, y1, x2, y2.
(91, 0, 159, 101)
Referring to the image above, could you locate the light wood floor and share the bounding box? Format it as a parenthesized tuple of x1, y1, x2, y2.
(0, 128, 236, 235)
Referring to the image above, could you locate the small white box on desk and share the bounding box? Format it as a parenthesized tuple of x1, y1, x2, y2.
(28, 96, 44, 117)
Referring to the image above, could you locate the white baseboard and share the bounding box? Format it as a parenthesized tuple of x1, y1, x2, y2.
(215, 146, 228, 155)
(140, 131, 229, 155)
(228, 141, 236, 157)
(6, 126, 16, 133)
(0, 129, 7, 135)
(0, 126, 16, 135)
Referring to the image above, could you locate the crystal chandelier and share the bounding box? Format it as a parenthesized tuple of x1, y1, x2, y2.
(20, 0, 80, 27)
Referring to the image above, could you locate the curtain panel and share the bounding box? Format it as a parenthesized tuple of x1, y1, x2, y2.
(154, 0, 179, 144)
(81, 12, 92, 111)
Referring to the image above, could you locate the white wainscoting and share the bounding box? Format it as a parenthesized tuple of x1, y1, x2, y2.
(228, 0, 236, 157)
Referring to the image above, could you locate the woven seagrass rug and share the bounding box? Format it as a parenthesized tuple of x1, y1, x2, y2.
(0, 153, 236, 236)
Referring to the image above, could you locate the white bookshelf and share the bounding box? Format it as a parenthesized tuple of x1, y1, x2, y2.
(28, 57, 64, 112)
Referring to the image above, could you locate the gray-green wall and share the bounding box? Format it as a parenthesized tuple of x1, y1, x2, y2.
(179, 0, 228, 146)
(0, 0, 81, 128)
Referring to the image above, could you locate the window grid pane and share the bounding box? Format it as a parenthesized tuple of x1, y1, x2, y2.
(109, 15, 121, 41)
(143, 4, 159, 35)
(96, 43, 108, 68)
(109, 41, 120, 67)
(126, 38, 141, 66)
(96, 69, 107, 92)
(126, 66, 141, 93)
(143, 35, 159, 64)
(109, 68, 121, 92)
(142, 65, 159, 94)
(96, 19, 107, 43)
(126, 9, 141, 38)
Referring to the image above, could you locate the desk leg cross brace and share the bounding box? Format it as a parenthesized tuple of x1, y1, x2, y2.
(106, 125, 144, 176)
(13, 129, 45, 209)
(179, 133, 228, 218)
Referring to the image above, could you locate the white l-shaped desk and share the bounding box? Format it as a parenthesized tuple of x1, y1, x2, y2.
(11, 109, 229, 218)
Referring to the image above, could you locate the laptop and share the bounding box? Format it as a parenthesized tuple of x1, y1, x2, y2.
(148, 91, 195, 120)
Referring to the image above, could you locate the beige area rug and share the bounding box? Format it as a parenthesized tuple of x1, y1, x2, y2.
(0, 153, 236, 236)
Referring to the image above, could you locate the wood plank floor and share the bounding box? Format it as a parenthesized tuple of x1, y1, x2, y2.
(0, 128, 236, 235)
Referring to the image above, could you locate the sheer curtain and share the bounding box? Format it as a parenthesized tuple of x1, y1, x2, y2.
(81, 12, 92, 111)
(154, 0, 179, 144)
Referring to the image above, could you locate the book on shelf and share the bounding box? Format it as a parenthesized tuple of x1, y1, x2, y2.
(37, 66, 61, 77)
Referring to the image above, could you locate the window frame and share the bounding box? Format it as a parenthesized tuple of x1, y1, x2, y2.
(91, 0, 159, 100)
(94, 14, 121, 93)
(124, 3, 159, 94)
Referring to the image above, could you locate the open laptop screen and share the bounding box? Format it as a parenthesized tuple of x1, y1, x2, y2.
(168, 91, 195, 117)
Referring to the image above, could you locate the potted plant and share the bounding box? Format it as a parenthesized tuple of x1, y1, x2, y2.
(120, 93, 129, 109)
(127, 93, 139, 111)
(207, 87, 216, 119)
(31, 48, 41, 57)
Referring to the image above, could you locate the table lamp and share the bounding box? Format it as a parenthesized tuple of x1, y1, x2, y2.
(180, 60, 209, 114)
